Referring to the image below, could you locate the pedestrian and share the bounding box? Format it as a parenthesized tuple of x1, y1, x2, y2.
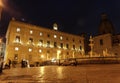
(8, 59, 11, 69)
(12, 61, 16, 68)
(0, 57, 4, 73)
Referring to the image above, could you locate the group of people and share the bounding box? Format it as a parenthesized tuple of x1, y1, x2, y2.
(0, 58, 30, 70)
(4, 59, 12, 69)
(21, 59, 30, 68)
(0, 58, 12, 73)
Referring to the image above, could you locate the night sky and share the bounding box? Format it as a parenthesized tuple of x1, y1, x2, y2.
(1, 0, 120, 36)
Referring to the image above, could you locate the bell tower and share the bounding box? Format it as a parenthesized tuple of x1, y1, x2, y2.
(98, 13, 115, 35)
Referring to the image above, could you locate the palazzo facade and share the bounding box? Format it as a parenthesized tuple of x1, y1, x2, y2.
(5, 20, 85, 64)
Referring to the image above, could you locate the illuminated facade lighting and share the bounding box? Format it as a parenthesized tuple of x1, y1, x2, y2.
(5, 20, 85, 64)
(30, 30, 33, 34)
(28, 48, 32, 52)
(60, 36, 63, 40)
(16, 27, 20, 32)
(54, 34, 57, 38)
(39, 49, 42, 53)
(15, 47, 19, 51)
(40, 32, 43, 36)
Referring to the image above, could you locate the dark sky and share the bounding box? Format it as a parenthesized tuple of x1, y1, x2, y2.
(1, 0, 120, 36)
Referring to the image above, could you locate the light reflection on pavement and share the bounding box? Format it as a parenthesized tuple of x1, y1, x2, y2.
(0, 64, 120, 83)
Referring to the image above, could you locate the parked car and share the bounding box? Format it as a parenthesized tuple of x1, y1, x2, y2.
(61, 59, 77, 66)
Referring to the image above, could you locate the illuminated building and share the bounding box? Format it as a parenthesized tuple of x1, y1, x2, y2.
(93, 33, 120, 56)
(5, 19, 85, 64)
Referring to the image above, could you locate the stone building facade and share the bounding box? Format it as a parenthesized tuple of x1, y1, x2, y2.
(93, 33, 120, 56)
(5, 20, 85, 64)
(92, 13, 120, 57)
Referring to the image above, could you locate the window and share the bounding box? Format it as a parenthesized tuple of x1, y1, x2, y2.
(39, 40, 43, 46)
(100, 39, 103, 45)
(66, 44, 69, 49)
(39, 49, 42, 53)
(60, 43, 63, 48)
(29, 38, 33, 43)
(30, 30, 33, 34)
(16, 27, 20, 32)
(28, 48, 32, 52)
(15, 36, 20, 43)
(60, 36, 63, 40)
(15, 47, 19, 51)
(40, 32, 43, 36)
(14, 54, 18, 60)
(54, 42, 57, 48)
(73, 45, 75, 50)
(47, 34, 50, 38)
(47, 41, 50, 47)
(54, 34, 57, 38)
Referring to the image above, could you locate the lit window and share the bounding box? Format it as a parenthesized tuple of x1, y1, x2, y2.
(16, 27, 20, 32)
(30, 30, 33, 34)
(54, 34, 57, 38)
(15, 36, 20, 43)
(38, 40, 43, 46)
(14, 54, 18, 60)
(60, 36, 63, 40)
(39, 49, 42, 53)
(47, 41, 50, 47)
(29, 38, 33, 43)
(28, 48, 32, 52)
(15, 47, 19, 51)
(40, 32, 43, 36)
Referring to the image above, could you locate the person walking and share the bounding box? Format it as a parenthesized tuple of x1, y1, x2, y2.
(0, 57, 4, 73)
(8, 59, 11, 69)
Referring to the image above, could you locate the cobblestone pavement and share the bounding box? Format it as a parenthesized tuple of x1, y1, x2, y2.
(0, 64, 120, 83)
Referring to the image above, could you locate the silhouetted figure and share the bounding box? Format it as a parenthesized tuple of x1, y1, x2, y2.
(21, 59, 27, 68)
(0, 58, 4, 73)
(8, 59, 11, 69)
(21, 59, 24, 68)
